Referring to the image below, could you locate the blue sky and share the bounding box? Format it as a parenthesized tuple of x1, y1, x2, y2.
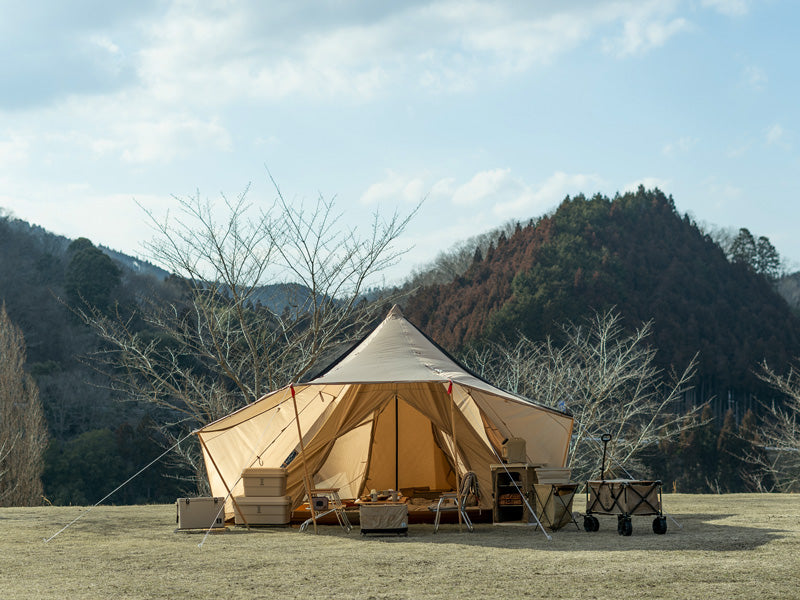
(1, 0, 797, 284)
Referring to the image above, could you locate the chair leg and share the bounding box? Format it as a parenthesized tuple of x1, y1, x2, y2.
(459, 502, 474, 532)
(433, 497, 445, 533)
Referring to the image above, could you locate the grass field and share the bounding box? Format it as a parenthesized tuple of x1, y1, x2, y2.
(1, 494, 799, 599)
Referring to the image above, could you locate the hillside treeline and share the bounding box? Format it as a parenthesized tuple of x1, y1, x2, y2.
(2, 185, 800, 500)
(405, 188, 800, 492)
(406, 187, 800, 397)
(0, 215, 189, 504)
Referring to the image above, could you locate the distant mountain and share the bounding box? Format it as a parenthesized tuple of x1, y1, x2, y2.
(99, 246, 170, 281)
(777, 272, 800, 312)
(405, 187, 800, 402)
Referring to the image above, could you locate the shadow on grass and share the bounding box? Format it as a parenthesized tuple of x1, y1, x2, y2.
(290, 512, 787, 552)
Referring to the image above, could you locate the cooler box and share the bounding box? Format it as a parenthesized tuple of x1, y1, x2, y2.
(234, 495, 292, 525)
(176, 497, 226, 530)
(241, 467, 287, 497)
(359, 502, 408, 535)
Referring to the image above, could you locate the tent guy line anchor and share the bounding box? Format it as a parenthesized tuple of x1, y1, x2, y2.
(43, 430, 196, 543)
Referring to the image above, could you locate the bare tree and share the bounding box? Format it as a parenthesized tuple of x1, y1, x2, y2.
(464, 310, 698, 482)
(751, 361, 800, 491)
(76, 183, 416, 486)
(0, 304, 48, 506)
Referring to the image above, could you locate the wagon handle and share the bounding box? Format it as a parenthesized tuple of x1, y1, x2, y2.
(600, 433, 612, 481)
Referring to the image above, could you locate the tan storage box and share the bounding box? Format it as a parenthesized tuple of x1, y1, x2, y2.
(176, 497, 226, 530)
(535, 467, 571, 484)
(241, 467, 287, 497)
(234, 495, 292, 525)
(359, 502, 408, 534)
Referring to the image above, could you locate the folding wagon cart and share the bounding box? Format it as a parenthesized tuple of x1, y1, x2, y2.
(582, 434, 668, 536)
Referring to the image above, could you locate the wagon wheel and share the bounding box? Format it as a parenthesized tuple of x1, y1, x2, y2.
(617, 516, 632, 536)
(583, 515, 599, 532)
(652, 516, 667, 535)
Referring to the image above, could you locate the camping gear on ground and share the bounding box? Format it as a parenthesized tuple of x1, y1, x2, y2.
(532, 483, 579, 531)
(534, 467, 572, 484)
(299, 488, 352, 533)
(429, 470, 479, 533)
(582, 432, 667, 535)
(195, 306, 574, 527)
(359, 501, 409, 536)
(176, 497, 226, 530)
(233, 495, 292, 526)
(241, 467, 287, 496)
(491, 463, 538, 524)
(583, 480, 665, 535)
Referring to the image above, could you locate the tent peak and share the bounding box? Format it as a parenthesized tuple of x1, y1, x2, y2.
(387, 304, 404, 319)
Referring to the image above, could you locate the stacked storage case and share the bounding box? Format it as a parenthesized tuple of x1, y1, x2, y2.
(234, 467, 291, 526)
(176, 496, 226, 530)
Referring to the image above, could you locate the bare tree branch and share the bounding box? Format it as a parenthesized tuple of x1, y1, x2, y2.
(75, 182, 417, 489)
(464, 309, 699, 482)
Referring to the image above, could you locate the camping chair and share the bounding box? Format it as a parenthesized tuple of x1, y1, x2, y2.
(299, 488, 352, 533)
(429, 471, 479, 533)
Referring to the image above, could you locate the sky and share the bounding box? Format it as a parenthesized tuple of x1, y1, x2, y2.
(1, 0, 798, 285)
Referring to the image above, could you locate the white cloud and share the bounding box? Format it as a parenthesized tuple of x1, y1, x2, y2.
(601, 1, 690, 58)
(726, 142, 751, 158)
(451, 168, 517, 206)
(492, 171, 603, 218)
(663, 136, 698, 156)
(445, 168, 601, 219)
(0, 134, 32, 168)
(361, 167, 602, 232)
(118, 116, 232, 164)
(702, 0, 749, 17)
(766, 123, 789, 148)
(742, 64, 767, 91)
(701, 177, 743, 208)
(622, 177, 671, 194)
(360, 171, 427, 205)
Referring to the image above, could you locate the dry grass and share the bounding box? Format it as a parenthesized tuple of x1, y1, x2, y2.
(1, 494, 799, 599)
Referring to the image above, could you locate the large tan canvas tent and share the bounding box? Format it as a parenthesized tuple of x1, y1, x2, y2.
(196, 306, 573, 516)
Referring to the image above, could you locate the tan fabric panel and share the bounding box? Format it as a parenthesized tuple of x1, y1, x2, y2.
(398, 382, 497, 508)
(199, 384, 347, 513)
(470, 390, 574, 467)
(312, 420, 373, 499)
(363, 395, 453, 493)
(199, 384, 345, 433)
(285, 384, 394, 508)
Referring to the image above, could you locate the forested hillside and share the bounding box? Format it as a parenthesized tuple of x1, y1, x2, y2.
(3, 189, 800, 500)
(0, 215, 188, 504)
(405, 187, 800, 408)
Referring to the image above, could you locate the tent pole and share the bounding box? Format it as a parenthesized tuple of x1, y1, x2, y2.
(197, 434, 251, 530)
(394, 394, 399, 493)
(448, 381, 463, 532)
(291, 385, 318, 533)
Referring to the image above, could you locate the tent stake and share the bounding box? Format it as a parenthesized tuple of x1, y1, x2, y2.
(291, 385, 318, 533)
(198, 434, 251, 531)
